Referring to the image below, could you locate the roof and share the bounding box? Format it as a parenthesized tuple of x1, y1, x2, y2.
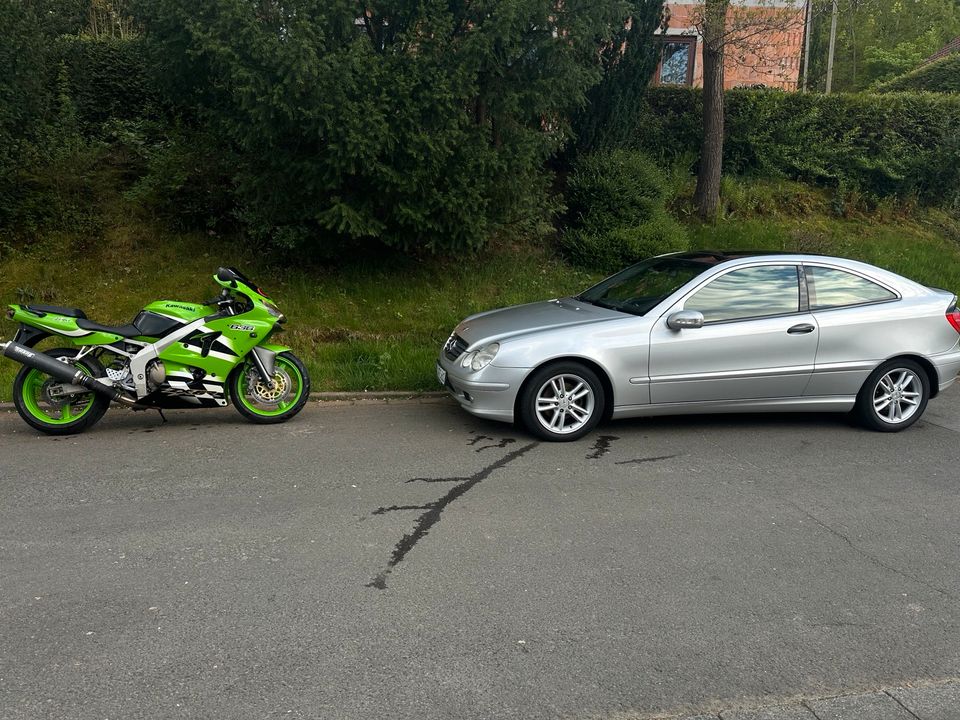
(922, 36, 960, 66)
(669, 250, 821, 265)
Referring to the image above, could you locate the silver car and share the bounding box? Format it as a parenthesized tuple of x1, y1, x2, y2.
(437, 251, 960, 441)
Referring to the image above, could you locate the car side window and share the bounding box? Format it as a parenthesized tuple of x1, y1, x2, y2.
(806, 266, 897, 310)
(685, 265, 800, 323)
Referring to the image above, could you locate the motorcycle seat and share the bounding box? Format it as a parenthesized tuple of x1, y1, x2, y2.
(76, 318, 143, 338)
(25, 304, 87, 319)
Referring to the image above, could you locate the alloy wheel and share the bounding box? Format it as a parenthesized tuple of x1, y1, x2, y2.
(534, 373, 596, 435)
(872, 368, 922, 424)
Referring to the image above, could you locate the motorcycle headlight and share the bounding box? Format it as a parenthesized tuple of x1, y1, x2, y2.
(460, 342, 499, 372)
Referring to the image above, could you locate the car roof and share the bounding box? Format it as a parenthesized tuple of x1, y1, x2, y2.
(670, 250, 824, 263)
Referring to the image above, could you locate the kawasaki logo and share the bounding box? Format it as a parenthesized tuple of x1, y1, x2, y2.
(164, 303, 197, 312)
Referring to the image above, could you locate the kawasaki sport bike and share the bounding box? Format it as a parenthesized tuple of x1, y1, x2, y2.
(1, 267, 310, 435)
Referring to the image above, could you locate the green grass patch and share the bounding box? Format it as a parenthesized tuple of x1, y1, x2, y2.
(0, 224, 598, 398)
(2, 170, 959, 400)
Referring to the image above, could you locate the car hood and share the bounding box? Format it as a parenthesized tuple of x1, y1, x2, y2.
(455, 298, 624, 347)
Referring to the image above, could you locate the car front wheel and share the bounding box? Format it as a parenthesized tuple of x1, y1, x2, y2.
(519, 362, 605, 442)
(855, 358, 930, 432)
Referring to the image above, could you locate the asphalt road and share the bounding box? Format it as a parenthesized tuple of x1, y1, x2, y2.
(2, 388, 960, 720)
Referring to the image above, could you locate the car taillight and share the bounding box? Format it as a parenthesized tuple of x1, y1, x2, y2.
(947, 307, 960, 334)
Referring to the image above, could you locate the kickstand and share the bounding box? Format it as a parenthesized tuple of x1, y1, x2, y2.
(157, 409, 168, 424)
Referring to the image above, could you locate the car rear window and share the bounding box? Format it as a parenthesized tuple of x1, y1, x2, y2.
(806, 266, 897, 310)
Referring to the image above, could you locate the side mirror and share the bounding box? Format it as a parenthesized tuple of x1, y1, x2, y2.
(667, 310, 704, 330)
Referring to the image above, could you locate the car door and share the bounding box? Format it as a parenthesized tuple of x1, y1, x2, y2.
(802, 263, 901, 397)
(648, 264, 819, 403)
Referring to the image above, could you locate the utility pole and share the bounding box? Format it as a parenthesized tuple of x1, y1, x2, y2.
(825, 0, 838, 93)
(801, 0, 813, 91)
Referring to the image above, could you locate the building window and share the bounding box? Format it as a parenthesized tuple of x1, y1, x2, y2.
(657, 37, 696, 86)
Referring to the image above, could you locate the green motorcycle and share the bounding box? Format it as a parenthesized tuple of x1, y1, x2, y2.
(1, 267, 310, 435)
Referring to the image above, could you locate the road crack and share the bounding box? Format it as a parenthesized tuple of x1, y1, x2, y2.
(367, 442, 538, 589)
(615, 454, 678, 465)
(788, 501, 958, 602)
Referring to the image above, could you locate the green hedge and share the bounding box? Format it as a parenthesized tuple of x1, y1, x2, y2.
(560, 150, 688, 271)
(630, 87, 960, 203)
(876, 54, 960, 94)
(54, 36, 155, 130)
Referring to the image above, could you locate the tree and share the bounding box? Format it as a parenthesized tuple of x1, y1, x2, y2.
(807, 0, 960, 91)
(574, 0, 667, 152)
(686, 0, 806, 218)
(133, 0, 644, 255)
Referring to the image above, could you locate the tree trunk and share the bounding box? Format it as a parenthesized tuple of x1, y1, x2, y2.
(693, 0, 728, 220)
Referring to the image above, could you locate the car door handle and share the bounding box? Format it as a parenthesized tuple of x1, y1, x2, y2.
(787, 323, 816, 335)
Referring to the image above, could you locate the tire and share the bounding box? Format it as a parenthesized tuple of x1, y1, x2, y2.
(230, 351, 310, 424)
(12, 348, 110, 436)
(854, 358, 930, 432)
(519, 362, 606, 442)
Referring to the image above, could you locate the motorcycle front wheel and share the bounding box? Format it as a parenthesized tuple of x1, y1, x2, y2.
(13, 348, 110, 435)
(230, 351, 310, 424)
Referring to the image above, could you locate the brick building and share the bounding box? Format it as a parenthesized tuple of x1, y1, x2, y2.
(653, 0, 807, 90)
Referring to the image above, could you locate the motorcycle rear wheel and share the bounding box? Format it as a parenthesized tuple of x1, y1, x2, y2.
(230, 351, 310, 424)
(13, 348, 110, 435)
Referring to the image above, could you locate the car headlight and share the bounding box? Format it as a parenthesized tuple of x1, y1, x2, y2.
(460, 342, 500, 371)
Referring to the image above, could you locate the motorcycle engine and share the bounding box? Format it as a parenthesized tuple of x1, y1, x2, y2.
(146, 360, 166, 391)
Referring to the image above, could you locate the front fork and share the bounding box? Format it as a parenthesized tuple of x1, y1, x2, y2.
(249, 346, 277, 388)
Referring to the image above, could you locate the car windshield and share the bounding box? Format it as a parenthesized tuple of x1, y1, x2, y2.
(577, 254, 721, 316)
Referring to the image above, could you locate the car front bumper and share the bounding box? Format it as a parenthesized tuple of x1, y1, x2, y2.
(436, 353, 529, 423)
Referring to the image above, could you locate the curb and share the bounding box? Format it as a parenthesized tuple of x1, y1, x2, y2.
(0, 391, 449, 411)
(308, 391, 447, 401)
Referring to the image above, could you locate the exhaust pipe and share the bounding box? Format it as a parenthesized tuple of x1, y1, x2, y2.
(1, 341, 137, 406)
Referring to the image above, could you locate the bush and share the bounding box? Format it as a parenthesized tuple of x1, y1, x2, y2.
(0, 9, 154, 237)
(624, 87, 960, 205)
(54, 36, 156, 132)
(133, 0, 640, 256)
(876, 54, 960, 94)
(560, 150, 688, 271)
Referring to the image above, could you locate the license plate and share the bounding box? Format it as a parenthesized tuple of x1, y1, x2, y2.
(436, 363, 447, 386)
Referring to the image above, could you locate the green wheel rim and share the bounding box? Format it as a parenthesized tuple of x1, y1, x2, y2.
(235, 356, 305, 417)
(20, 362, 96, 426)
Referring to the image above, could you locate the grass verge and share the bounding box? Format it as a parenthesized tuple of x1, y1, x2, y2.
(1, 172, 959, 401)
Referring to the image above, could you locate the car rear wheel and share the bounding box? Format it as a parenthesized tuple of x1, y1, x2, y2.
(519, 362, 605, 442)
(855, 358, 929, 432)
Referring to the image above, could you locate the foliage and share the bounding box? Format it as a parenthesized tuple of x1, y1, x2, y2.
(119, 121, 236, 231)
(0, 3, 149, 238)
(133, 0, 638, 256)
(561, 150, 688, 271)
(574, 0, 665, 152)
(3, 167, 960, 398)
(626, 87, 960, 205)
(876, 54, 960, 94)
(54, 36, 155, 131)
(806, 0, 960, 92)
(0, 1, 92, 234)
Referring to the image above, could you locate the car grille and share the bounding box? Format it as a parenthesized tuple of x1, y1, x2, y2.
(443, 333, 468, 361)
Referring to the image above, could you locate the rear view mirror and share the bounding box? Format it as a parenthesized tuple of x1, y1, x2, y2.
(667, 310, 704, 330)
